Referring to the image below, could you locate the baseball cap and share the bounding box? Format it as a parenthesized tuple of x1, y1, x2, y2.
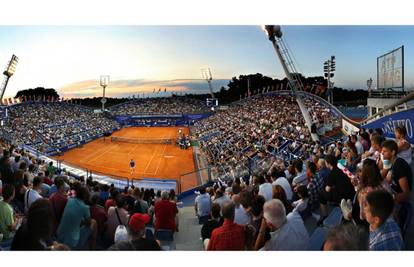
(129, 213, 150, 233)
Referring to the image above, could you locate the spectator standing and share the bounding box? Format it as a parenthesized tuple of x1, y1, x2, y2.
(49, 178, 68, 232)
(0, 184, 20, 243)
(154, 191, 178, 232)
(24, 176, 43, 213)
(57, 184, 97, 250)
(195, 187, 212, 223)
(106, 195, 130, 242)
(207, 201, 249, 250)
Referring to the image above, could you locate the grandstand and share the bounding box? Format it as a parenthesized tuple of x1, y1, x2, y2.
(0, 89, 412, 251)
(1, 25, 414, 252)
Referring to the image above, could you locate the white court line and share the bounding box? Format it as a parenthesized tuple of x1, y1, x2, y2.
(152, 141, 168, 176)
(86, 142, 117, 164)
(142, 146, 158, 174)
(144, 134, 170, 176)
(79, 140, 114, 164)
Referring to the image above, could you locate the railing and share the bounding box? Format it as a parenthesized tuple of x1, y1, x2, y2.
(369, 90, 409, 99)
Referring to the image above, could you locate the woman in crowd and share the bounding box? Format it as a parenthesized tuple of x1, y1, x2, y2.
(395, 126, 412, 165)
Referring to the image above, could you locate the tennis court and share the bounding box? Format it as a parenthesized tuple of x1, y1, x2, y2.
(54, 127, 198, 192)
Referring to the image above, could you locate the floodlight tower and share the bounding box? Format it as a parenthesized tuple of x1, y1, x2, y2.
(100, 75, 110, 111)
(201, 68, 215, 98)
(367, 78, 373, 97)
(0, 55, 19, 103)
(324, 56, 336, 104)
(262, 25, 319, 142)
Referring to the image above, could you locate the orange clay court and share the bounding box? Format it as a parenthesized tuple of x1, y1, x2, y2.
(54, 127, 197, 192)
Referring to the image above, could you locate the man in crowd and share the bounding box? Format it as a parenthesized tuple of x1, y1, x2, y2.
(0, 184, 20, 244)
(317, 154, 355, 226)
(201, 203, 223, 248)
(90, 194, 108, 238)
(0, 151, 14, 186)
(381, 140, 412, 205)
(323, 224, 368, 250)
(49, 178, 68, 232)
(207, 201, 249, 250)
(154, 191, 178, 233)
(195, 187, 212, 224)
(24, 176, 44, 213)
(255, 199, 309, 250)
(292, 159, 308, 187)
(57, 184, 97, 250)
(270, 169, 293, 202)
(258, 175, 273, 202)
(364, 190, 404, 250)
(232, 194, 251, 226)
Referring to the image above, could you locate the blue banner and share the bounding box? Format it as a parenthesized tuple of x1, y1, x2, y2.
(362, 108, 414, 145)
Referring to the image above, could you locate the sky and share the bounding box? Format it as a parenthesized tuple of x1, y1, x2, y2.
(1, 25, 414, 98)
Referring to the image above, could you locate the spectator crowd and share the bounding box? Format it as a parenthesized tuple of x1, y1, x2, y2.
(193, 93, 341, 179)
(0, 141, 180, 250)
(194, 124, 413, 251)
(110, 97, 208, 116)
(0, 102, 119, 154)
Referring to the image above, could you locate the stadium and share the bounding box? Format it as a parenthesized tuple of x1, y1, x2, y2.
(0, 25, 413, 252)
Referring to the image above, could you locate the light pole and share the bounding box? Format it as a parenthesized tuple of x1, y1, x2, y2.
(367, 78, 373, 97)
(0, 55, 19, 103)
(324, 56, 336, 104)
(262, 25, 319, 142)
(100, 75, 109, 111)
(201, 68, 215, 98)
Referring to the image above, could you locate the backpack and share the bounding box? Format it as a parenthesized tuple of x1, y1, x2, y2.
(114, 208, 128, 243)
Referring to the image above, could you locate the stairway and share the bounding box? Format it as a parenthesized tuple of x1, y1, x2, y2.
(173, 206, 203, 250)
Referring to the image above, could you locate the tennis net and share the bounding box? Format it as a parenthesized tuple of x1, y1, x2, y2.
(111, 136, 173, 144)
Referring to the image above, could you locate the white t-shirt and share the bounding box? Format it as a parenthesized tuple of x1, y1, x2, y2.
(272, 177, 293, 201)
(259, 183, 273, 202)
(24, 189, 42, 213)
(234, 204, 251, 226)
(292, 171, 308, 187)
(355, 141, 364, 155)
(262, 211, 309, 251)
(292, 198, 308, 213)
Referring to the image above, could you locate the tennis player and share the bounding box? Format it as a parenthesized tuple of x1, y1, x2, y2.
(130, 159, 135, 174)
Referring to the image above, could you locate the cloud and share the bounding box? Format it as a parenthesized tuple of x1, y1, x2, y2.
(58, 78, 230, 98)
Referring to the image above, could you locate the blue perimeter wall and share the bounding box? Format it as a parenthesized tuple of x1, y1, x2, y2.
(362, 108, 414, 145)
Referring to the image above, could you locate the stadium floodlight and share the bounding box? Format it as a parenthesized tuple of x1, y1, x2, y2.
(0, 54, 19, 103)
(367, 78, 373, 96)
(262, 25, 283, 41)
(3, 55, 18, 77)
(262, 25, 319, 142)
(100, 75, 110, 111)
(201, 68, 215, 98)
(323, 56, 336, 104)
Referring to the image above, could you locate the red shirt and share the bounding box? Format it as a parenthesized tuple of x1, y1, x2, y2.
(154, 200, 178, 231)
(207, 219, 246, 250)
(90, 205, 108, 235)
(49, 192, 68, 231)
(104, 199, 116, 212)
(43, 177, 54, 186)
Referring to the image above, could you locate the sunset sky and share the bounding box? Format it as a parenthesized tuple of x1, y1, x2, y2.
(1, 25, 414, 98)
